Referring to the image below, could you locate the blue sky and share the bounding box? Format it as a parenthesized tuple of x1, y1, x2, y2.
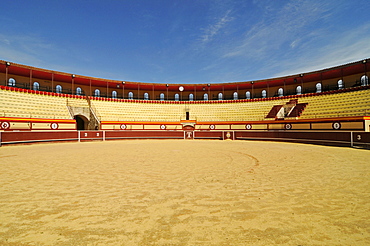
(1, 0, 370, 83)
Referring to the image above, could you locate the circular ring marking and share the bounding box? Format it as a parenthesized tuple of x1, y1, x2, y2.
(332, 122, 341, 130)
(209, 125, 215, 130)
(160, 125, 166, 130)
(120, 124, 127, 130)
(285, 123, 292, 130)
(1, 121, 10, 130)
(50, 122, 59, 130)
(246, 124, 252, 130)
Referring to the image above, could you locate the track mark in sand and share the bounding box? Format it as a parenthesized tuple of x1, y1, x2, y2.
(0, 155, 17, 159)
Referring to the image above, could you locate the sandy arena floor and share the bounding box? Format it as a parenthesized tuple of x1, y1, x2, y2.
(0, 140, 369, 245)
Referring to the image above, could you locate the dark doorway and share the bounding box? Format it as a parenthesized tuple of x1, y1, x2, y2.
(74, 115, 88, 130)
(186, 111, 190, 120)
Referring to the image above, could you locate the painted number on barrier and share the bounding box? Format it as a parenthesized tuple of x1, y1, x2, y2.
(84, 133, 88, 137)
(357, 135, 361, 141)
(97, 133, 99, 137)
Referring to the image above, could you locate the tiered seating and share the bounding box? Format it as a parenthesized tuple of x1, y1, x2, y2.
(91, 100, 185, 121)
(0, 87, 71, 119)
(299, 89, 370, 119)
(186, 100, 287, 121)
(91, 99, 288, 122)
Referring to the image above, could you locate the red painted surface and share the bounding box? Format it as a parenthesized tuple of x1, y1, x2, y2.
(1, 131, 78, 144)
(1, 130, 369, 148)
(105, 130, 183, 139)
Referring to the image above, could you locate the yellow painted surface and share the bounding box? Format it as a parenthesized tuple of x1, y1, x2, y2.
(291, 123, 311, 130)
(10, 122, 30, 130)
(340, 122, 363, 129)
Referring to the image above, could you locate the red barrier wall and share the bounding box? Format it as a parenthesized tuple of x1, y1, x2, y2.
(1, 130, 369, 148)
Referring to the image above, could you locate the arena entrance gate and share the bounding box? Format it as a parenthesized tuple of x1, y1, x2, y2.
(74, 115, 89, 130)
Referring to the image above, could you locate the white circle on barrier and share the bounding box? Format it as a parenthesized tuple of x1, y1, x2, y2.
(246, 124, 252, 130)
(209, 125, 215, 130)
(160, 125, 166, 130)
(332, 122, 341, 130)
(120, 124, 127, 130)
(1, 121, 10, 130)
(50, 123, 59, 130)
(285, 123, 292, 130)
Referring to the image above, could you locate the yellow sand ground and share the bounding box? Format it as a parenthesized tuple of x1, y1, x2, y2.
(0, 140, 369, 245)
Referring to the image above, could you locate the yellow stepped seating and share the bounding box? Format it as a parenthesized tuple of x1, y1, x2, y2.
(0, 88, 72, 119)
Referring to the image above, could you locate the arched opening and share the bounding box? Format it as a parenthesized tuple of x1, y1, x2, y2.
(74, 115, 88, 130)
(296, 86, 302, 95)
(175, 93, 180, 101)
(112, 90, 117, 99)
(278, 88, 283, 97)
(160, 93, 165, 101)
(338, 80, 344, 89)
(189, 93, 194, 101)
(218, 93, 223, 100)
(94, 89, 100, 97)
(204, 93, 208, 101)
(128, 92, 134, 100)
(76, 87, 82, 95)
(246, 91, 251, 99)
(144, 92, 149, 100)
(316, 83, 322, 93)
(8, 78, 16, 87)
(33, 82, 40, 91)
(233, 92, 238, 100)
(56, 85, 62, 93)
(262, 90, 267, 98)
(361, 75, 369, 86)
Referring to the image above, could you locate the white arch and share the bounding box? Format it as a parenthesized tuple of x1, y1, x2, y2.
(56, 85, 62, 93)
(204, 93, 208, 101)
(8, 78, 16, 87)
(246, 91, 251, 99)
(316, 83, 322, 93)
(361, 75, 369, 86)
(160, 93, 165, 101)
(189, 93, 194, 101)
(278, 88, 283, 97)
(233, 92, 238, 100)
(262, 90, 267, 98)
(218, 93, 223, 100)
(76, 87, 82, 95)
(144, 92, 149, 100)
(296, 86, 302, 95)
(94, 89, 100, 97)
(337, 79, 344, 89)
(33, 82, 40, 91)
(112, 90, 117, 98)
(128, 92, 134, 99)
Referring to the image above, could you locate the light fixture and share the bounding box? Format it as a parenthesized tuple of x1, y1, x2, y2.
(251, 81, 254, 85)
(363, 59, 367, 64)
(6, 62, 10, 66)
(166, 84, 169, 87)
(300, 74, 304, 77)
(207, 84, 210, 87)
(179, 86, 184, 92)
(71, 74, 76, 78)
(122, 81, 125, 85)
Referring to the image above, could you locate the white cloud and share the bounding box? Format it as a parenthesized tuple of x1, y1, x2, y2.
(274, 23, 370, 77)
(201, 9, 234, 43)
(222, 0, 333, 59)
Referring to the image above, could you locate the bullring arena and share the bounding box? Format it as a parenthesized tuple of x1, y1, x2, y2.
(0, 59, 370, 245)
